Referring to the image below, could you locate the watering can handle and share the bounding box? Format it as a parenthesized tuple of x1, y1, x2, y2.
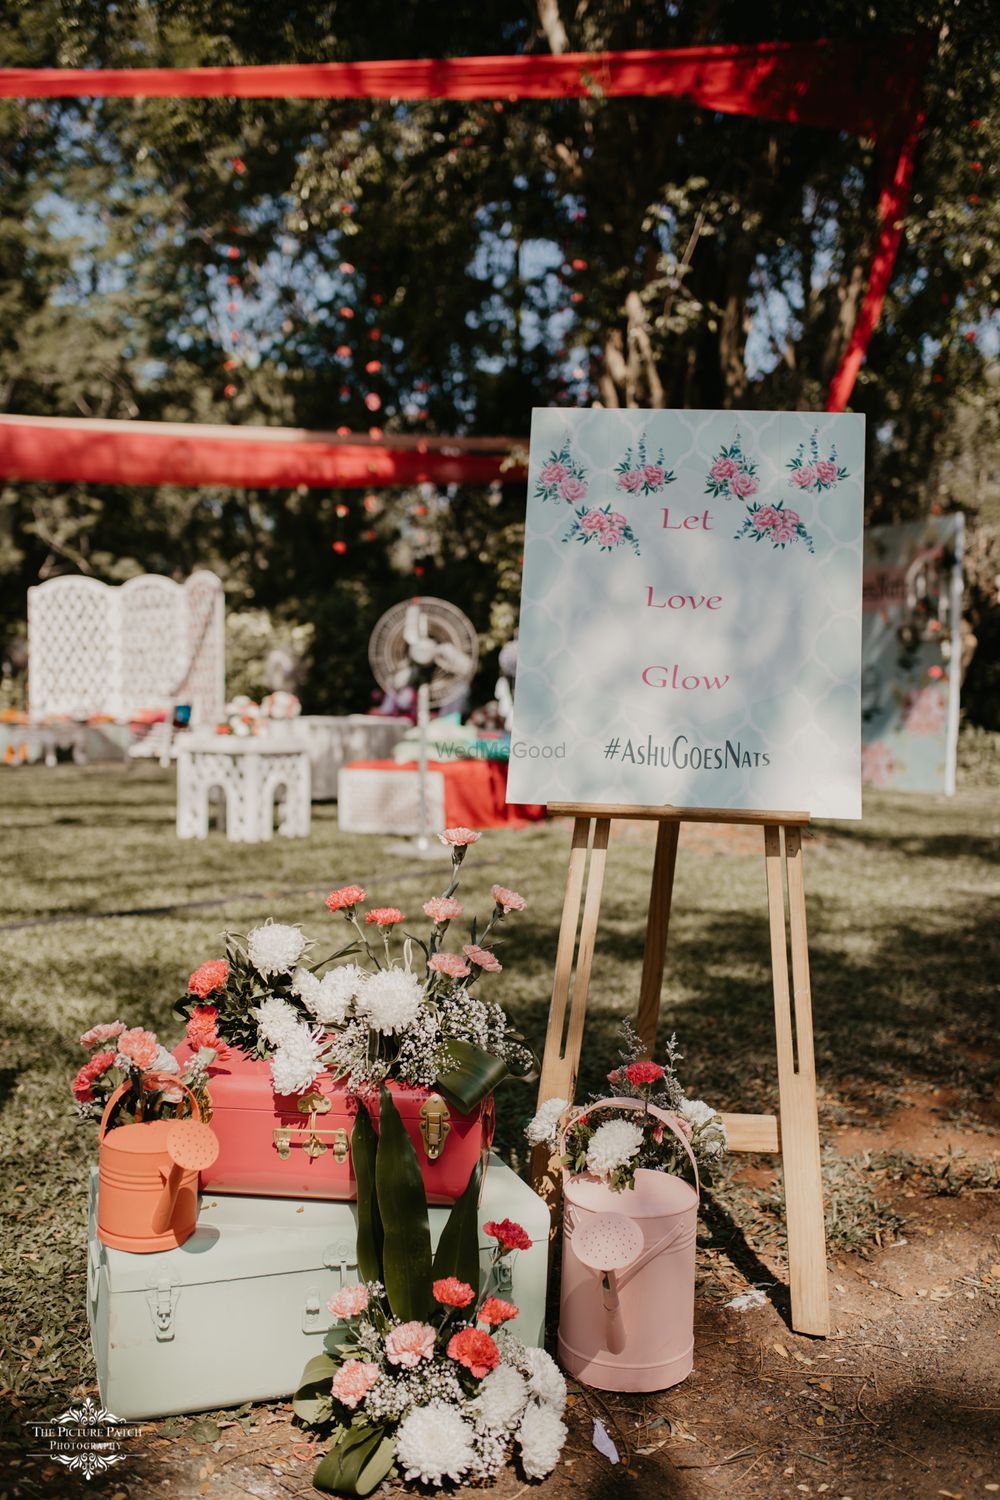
(557, 1095, 701, 1202)
(98, 1071, 201, 1141)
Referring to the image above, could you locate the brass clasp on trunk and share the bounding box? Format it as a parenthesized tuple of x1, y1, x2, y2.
(273, 1095, 349, 1163)
(419, 1093, 451, 1161)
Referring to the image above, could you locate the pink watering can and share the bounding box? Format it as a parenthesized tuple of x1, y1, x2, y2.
(97, 1073, 220, 1253)
(557, 1098, 700, 1392)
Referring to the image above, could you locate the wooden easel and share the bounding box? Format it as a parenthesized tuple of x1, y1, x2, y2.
(529, 802, 830, 1337)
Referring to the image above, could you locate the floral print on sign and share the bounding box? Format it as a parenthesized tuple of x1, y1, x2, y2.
(734, 501, 815, 554)
(615, 434, 675, 496)
(787, 430, 849, 492)
(563, 504, 640, 556)
(704, 433, 759, 501)
(534, 440, 588, 505)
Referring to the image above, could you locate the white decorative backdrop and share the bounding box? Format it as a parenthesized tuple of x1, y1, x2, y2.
(27, 571, 224, 725)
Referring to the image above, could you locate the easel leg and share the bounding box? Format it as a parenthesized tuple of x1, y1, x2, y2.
(635, 820, 680, 1056)
(530, 817, 611, 1203)
(764, 825, 830, 1336)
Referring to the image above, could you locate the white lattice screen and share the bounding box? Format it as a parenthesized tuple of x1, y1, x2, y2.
(28, 571, 224, 725)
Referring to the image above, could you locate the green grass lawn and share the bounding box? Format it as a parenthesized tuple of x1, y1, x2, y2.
(1, 762, 997, 1414)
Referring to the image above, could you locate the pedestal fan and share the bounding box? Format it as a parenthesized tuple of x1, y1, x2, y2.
(368, 598, 479, 852)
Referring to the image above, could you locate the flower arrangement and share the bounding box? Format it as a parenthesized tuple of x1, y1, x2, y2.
(704, 433, 760, 501)
(615, 433, 675, 496)
(733, 501, 816, 554)
(527, 1027, 727, 1193)
(562, 503, 641, 555)
(174, 829, 534, 1112)
(533, 439, 589, 506)
(294, 1088, 566, 1494)
(786, 430, 849, 492)
(72, 1018, 212, 1128)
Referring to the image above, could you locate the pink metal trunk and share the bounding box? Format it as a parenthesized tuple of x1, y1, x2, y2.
(171, 1044, 491, 1204)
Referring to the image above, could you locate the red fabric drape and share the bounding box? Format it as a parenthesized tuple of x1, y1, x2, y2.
(0, 38, 930, 430)
(0, 416, 523, 489)
(350, 757, 546, 828)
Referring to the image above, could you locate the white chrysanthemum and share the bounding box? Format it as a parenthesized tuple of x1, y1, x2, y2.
(311, 964, 365, 1025)
(246, 920, 306, 978)
(681, 1097, 727, 1157)
(291, 967, 321, 1006)
(517, 1399, 567, 1479)
(525, 1095, 570, 1148)
(585, 1118, 645, 1178)
(396, 1400, 475, 1485)
(520, 1345, 567, 1412)
(475, 1363, 529, 1431)
(152, 1046, 180, 1075)
(253, 996, 304, 1047)
(355, 967, 423, 1034)
(269, 1023, 325, 1095)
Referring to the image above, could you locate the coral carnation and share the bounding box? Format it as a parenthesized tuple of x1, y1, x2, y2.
(79, 1021, 125, 1049)
(117, 1028, 159, 1071)
(72, 1050, 116, 1103)
(186, 1005, 222, 1050)
(331, 1360, 380, 1409)
(463, 943, 501, 973)
(328, 1283, 370, 1319)
(365, 907, 404, 927)
(428, 951, 470, 979)
(326, 884, 367, 913)
(477, 1296, 519, 1327)
(484, 1218, 531, 1252)
(433, 1277, 475, 1308)
(624, 1060, 665, 1088)
(438, 826, 481, 847)
(447, 1326, 500, 1379)
(423, 896, 464, 924)
(491, 884, 526, 913)
(187, 960, 228, 998)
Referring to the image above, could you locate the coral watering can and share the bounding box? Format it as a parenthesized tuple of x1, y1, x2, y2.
(97, 1073, 219, 1253)
(557, 1098, 700, 1392)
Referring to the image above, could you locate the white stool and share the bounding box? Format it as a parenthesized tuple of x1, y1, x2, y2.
(176, 734, 311, 843)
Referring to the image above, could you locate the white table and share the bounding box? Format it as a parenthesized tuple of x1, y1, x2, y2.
(295, 715, 410, 799)
(176, 732, 311, 843)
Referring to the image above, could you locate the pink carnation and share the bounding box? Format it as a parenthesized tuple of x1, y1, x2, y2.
(617, 469, 642, 492)
(814, 459, 838, 484)
(423, 896, 464, 924)
(439, 827, 481, 847)
(643, 464, 665, 487)
(117, 1028, 159, 1071)
(331, 1360, 380, 1409)
(579, 508, 605, 533)
(428, 951, 471, 979)
(751, 506, 780, 530)
(328, 1283, 370, 1319)
(326, 884, 368, 913)
(188, 959, 228, 998)
(711, 457, 738, 480)
(558, 476, 588, 503)
(790, 465, 816, 488)
(72, 1049, 117, 1103)
(385, 1321, 436, 1368)
(728, 471, 759, 499)
(491, 885, 526, 914)
(463, 944, 502, 973)
(539, 461, 568, 487)
(79, 1021, 125, 1049)
(365, 907, 404, 927)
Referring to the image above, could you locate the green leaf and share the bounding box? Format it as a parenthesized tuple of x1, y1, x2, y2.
(432, 1155, 483, 1294)
(435, 1039, 508, 1111)
(355, 1433, 396, 1496)
(293, 1352, 340, 1424)
(375, 1085, 432, 1321)
(322, 1322, 350, 1357)
(313, 1424, 387, 1496)
(351, 1103, 383, 1284)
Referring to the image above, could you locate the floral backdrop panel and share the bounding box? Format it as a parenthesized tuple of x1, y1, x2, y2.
(507, 407, 866, 819)
(861, 516, 964, 795)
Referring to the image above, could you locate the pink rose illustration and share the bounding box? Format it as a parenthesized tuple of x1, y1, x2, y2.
(558, 475, 588, 503)
(772, 522, 796, 544)
(790, 466, 816, 489)
(902, 686, 947, 735)
(729, 471, 759, 499)
(617, 469, 643, 492)
(751, 506, 780, 531)
(579, 508, 604, 533)
(643, 463, 665, 487)
(539, 461, 568, 486)
(711, 457, 738, 480)
(861, 742, 896, 789)
(814, 459, 838, 484)
(597, 527, 621, 549)
(607, 511, 628, 530)
(782, 508, 800, 526)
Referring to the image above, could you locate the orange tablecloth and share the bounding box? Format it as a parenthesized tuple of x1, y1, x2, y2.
(345, 758, 546, 829)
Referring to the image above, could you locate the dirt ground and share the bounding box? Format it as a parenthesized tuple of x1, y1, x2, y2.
(6, 1088, 996, 1500)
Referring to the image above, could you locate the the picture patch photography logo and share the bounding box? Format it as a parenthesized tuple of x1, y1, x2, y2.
(25, 1397, 142, 1480)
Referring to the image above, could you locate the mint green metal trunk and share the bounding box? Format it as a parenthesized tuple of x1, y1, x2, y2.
(87, 1157, 549, 1420)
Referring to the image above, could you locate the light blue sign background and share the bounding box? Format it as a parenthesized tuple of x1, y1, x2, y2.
(507, 407, 865, 819)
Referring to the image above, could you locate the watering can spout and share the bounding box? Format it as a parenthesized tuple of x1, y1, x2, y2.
(150, 1121, 219, 1236)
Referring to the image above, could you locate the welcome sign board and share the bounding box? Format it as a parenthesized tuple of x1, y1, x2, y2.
(506, 408, 865, 819)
